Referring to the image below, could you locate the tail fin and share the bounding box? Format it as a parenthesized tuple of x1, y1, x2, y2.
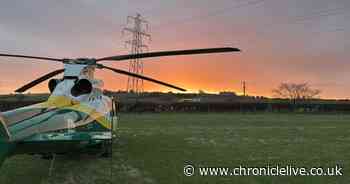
(0, 115, 12, 167)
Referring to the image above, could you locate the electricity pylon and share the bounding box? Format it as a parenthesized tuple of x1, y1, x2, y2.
(123, 13, 151, 93)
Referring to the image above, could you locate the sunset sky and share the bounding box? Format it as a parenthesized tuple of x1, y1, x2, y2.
(0, 0, 349, 98)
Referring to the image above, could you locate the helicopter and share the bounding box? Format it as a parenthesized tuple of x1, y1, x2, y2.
(0, 47, 240, 167)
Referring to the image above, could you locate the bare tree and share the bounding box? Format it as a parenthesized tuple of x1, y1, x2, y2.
(272, 82, 321, 101)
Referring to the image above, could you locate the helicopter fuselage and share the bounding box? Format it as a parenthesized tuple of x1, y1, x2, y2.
(0, 63, 116, 165)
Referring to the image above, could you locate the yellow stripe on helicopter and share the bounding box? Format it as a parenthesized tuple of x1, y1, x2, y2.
(35, 96, 111, 129)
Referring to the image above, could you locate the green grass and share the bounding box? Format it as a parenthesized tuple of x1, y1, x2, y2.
(1, 113, 350, 183)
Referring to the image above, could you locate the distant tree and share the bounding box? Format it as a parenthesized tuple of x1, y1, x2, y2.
(219, 91, 237, 96)
(272, 82, 321, 101)
(198, 90, 206, 94)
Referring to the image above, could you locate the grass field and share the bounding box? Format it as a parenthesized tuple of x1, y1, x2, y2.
(0, 113, 350, 183)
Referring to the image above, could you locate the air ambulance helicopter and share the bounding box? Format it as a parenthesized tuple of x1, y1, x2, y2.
(0, 47, 240, 167)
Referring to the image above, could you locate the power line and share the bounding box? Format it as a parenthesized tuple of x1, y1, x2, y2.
(236, 6, 349, 46)
(259, 6, 347, 32)
(151, 0, 267, 30)
(147, 1, 348, 48)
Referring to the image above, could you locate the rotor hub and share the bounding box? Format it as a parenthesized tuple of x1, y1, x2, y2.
(62, 58, 97, 65)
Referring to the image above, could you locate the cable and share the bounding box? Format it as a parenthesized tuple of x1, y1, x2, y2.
(151, 0, 267, 30)
(237, 6, 349, 45)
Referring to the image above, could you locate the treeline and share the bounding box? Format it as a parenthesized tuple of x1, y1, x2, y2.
(117, 101, 350, 113)
(1, 93, 350, 113)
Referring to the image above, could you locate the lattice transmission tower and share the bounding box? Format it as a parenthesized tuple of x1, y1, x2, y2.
(122, 13, 151, 93)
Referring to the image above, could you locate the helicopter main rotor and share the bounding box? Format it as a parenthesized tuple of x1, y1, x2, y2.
(0, 47, 241, 93)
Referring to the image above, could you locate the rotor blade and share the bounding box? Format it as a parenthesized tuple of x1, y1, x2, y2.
(99, 65, 186, 91)
(15, 69, 65, 93)
(96, 47, 240, 62)
(0, 53, 63, 62)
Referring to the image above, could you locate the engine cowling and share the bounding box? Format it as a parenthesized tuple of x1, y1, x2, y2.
(71, 79, 92, 97)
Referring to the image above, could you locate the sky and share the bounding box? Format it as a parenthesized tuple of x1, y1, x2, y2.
(0, 0, 349, 98)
